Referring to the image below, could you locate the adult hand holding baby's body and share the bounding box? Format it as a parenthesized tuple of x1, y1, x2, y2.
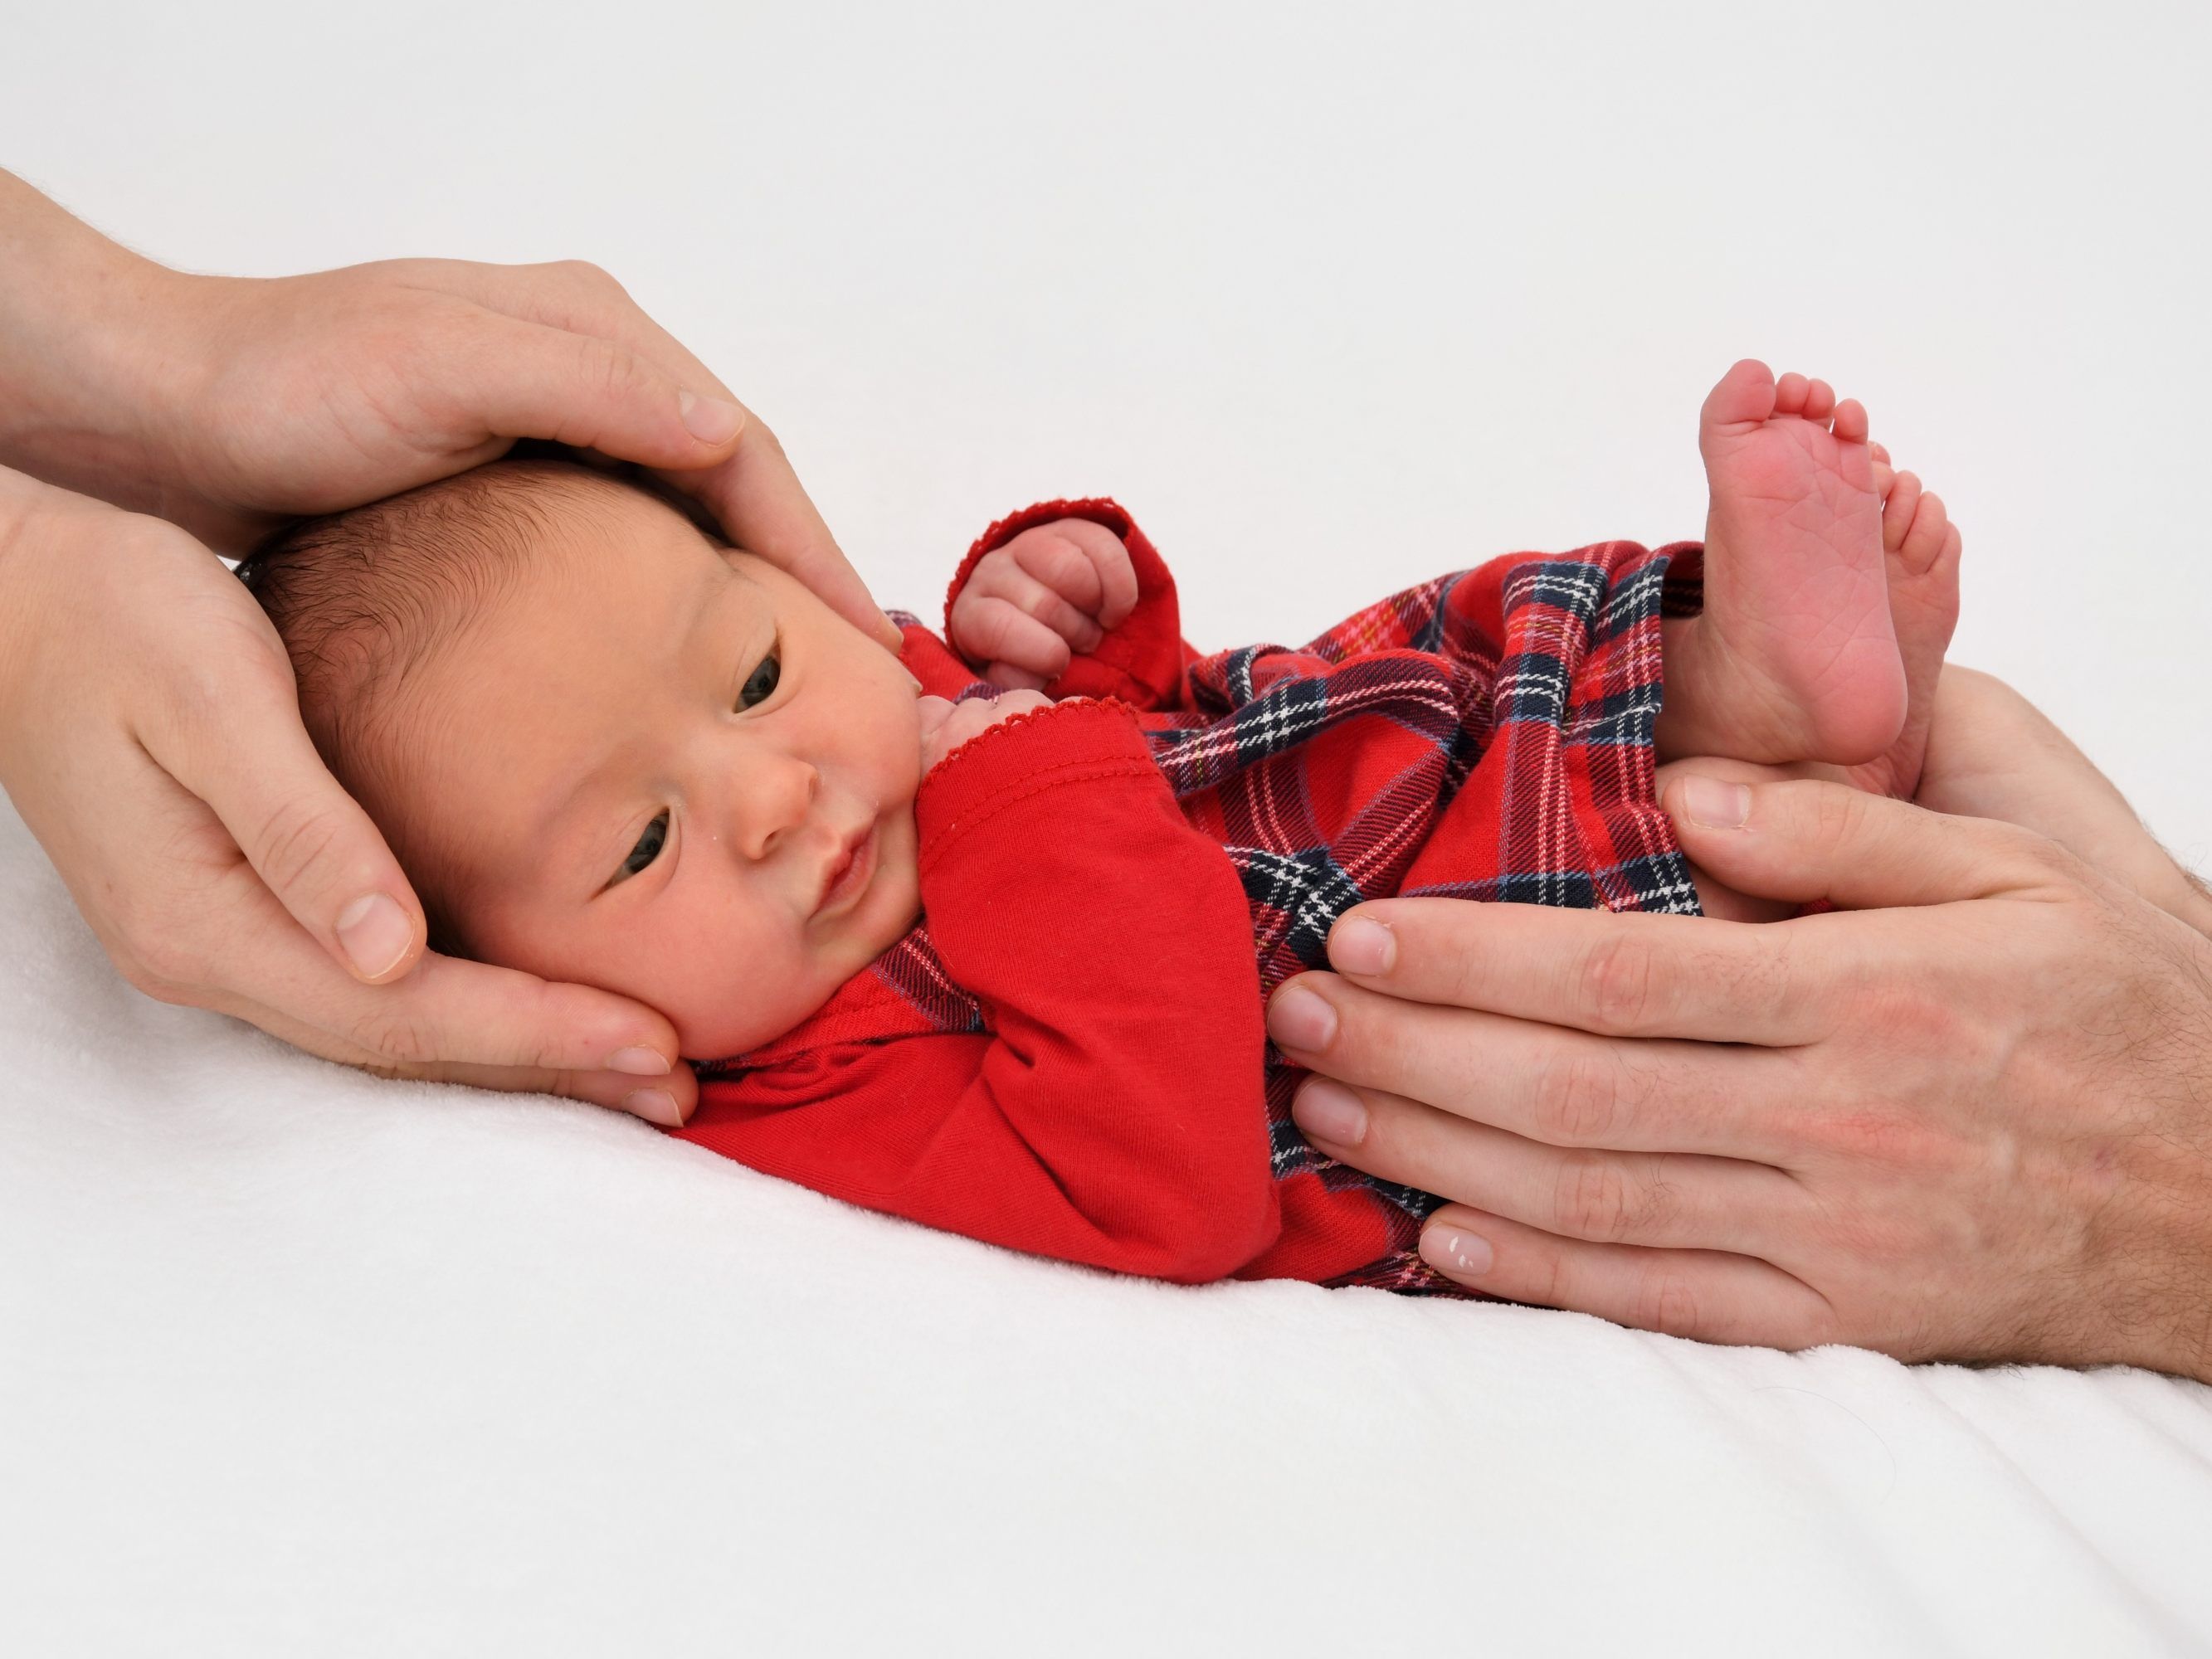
(1269, 679, 2212, 1378)
(0, 169, 894, 1121)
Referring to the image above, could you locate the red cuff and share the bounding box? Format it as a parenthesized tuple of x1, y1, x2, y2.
(915, 698, 1160, 876)
(944, 498, 1191, 708)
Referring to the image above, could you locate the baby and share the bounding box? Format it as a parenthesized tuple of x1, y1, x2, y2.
(242, 360, 1961, 1292)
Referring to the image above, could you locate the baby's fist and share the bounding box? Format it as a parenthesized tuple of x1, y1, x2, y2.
(947, 518, 1139, 690)
(918, 690, 1053, 772)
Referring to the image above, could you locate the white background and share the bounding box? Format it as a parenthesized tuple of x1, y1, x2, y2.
(6, 6, 2212, 1657)
(10, 0, 2210, 854)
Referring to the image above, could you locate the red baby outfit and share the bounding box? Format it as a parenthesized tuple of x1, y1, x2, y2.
(678, 500, 1704, 1291)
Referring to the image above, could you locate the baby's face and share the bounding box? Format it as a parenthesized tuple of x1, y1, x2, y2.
(388, 489, 924, 1058)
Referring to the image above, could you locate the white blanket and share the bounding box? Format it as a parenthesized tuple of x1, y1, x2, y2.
(3, 795, 2209, 1655)
(8, 5, 2212, 1651)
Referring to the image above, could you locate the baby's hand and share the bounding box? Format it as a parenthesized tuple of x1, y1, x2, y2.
(948, 518, 1139, 690)
(918, 690, 1053, 772)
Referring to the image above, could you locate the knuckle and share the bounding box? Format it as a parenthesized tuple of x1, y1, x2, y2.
(742, 415, 789, 462)
(107, 909, 210, 1000)
(246, 795, 351, 901)
(553, 257, 626, 299)
(1577, 934, 1666, 1032)
(1811, 781, 1872, 845)
(1631, 1269, 1703, 1338)
(1553, 1152, 1633, 1242)
(115, 949, 194, 1005)
(1532, 1050, 1624, 1144)
(347, 1008, 442, 1068)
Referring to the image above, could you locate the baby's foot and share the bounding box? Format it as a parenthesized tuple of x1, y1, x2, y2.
(1660, 360, 1904, 766)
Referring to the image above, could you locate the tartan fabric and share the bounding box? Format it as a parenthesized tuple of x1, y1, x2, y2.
(695, 499, 1703, 1292)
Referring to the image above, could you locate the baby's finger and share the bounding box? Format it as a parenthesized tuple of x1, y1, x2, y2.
(985, 662, 1050, 692)
(1006, 531, 1107, 616)
(969, 558, 1104, 651)
(1048, 520, 1141, 630)
(957, 595, 1074, 679)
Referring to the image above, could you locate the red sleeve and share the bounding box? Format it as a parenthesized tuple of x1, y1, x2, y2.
(943, 498, 1205, 711)
(681, 698, 1278, 1283)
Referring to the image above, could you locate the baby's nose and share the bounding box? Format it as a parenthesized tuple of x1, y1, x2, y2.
(729, 751, 821, 859)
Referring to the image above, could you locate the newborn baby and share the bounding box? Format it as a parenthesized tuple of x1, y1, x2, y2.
(242, 360, 1961, 1291)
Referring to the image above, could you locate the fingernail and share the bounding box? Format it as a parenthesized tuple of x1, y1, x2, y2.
(622, 1087, 685, 1129)
(1421, 1224, 1495, 1279)
(1681, 776, 1751, 830)
(1330, 916, 1395, 976)
(679, 391, 745, 445)
(606, 1046, 672, 1077)
(1291, 1079, 1368, 1146)
(1266, 984, 1338, 1053)
(336, 892, 412, 979)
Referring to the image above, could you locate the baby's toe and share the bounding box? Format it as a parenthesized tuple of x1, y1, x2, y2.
(1802, 378, 1837, 423)
(1897, 489, 1950, 575)
(1882, 469, 1923, 554)
(1773, 371, 1811, 415)
(1701, 358, 1778, 433)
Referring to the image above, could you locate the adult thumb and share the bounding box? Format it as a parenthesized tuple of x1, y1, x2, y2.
(146, 677, 430, 984)
(1661, 772, 2058, 911)
(464, 314, 750, 471)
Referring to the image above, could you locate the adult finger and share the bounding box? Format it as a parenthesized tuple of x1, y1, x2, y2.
(1266, 973, 1808, 1155)
(186, 859, 689, 1082)
(459, 314, 749, 470)
(676, 411, 901, 649)
(230, 991, 698, 1125)
(1317, 899, 1837, 1043)
(1661, 773, 2077, 909)
(406, 260, 898, 649)
(418, 256, 736, 404)
(129, 629, 426, 984)
(1289, 1079, 1805, 1253)
(1415, 1206, 1839, 1348)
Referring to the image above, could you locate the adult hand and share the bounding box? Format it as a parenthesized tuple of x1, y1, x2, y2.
(0, 173, 899, 1120)
(0, 171, 894, 644)
(1265, 732, 2212, 1378)
(0, 466, 698, 1121)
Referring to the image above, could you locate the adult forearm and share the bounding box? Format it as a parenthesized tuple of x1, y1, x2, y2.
(0, 170, 195, 513)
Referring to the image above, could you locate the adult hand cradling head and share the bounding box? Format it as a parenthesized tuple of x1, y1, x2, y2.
(0, 168, 899, 1125)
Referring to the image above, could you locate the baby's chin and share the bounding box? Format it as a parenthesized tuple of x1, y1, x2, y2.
(664, 895, 924, 1061)
(670, 989, 835, 1065)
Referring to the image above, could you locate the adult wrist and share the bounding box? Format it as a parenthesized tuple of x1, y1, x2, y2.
(0, 171, 208, 514)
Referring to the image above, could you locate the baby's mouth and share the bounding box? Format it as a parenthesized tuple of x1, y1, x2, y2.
(811, 823, 877, 919)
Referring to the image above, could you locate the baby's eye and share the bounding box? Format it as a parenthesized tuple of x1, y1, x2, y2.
(738, 653, 781, 709)
(613, 811, 669, 884)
